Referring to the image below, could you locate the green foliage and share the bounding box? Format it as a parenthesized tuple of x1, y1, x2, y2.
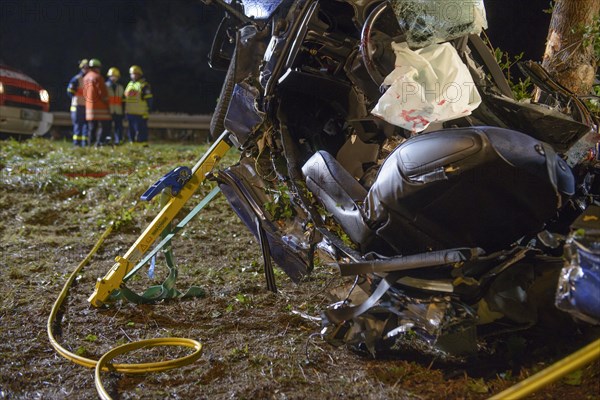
(315, 204, 358, 249)
(235, 293, 251, 305)
(467, 378, 489, 394)
(493, 48, 533, 100)
(511, 77, 534, 101)
(563, 369, 583, 386)
(264, 184, 296, 221)
(113, 207, 136, 231)
(543, 0, 556, 14)
(0, 137, 55, 159)
(493, 48, 524, 82)
(337, 231, 355, 248)
(226, 293, 253, 312)
(84, 334, 98, 342)
(574, 16, 600, 61)
(0, 140, 209, 197)
(228, 344, 249, 360)
(584, 84, 600, 120)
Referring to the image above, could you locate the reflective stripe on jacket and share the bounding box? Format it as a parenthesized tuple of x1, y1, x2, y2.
(67, 73, 85, 111)
(124, 79, 152, 118)
(106, 81, 124, 115)
(83, 70, 111, 121)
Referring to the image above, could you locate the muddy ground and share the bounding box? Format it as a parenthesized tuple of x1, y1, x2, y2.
(0, 138, 599, 399)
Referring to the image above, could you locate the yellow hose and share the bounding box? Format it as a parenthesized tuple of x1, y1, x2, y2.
(488, 338, 600, 399)
(47, 217, 203, 399)
(94, 338, 202, 400)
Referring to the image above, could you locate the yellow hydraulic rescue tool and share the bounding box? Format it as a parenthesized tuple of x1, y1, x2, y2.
(88, 132, 231, 307)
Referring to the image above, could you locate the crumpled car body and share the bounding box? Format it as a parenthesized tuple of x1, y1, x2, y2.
(205, 0, 599, 358)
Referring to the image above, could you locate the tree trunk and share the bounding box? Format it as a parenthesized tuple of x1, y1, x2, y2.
(541, 0, 600, 96)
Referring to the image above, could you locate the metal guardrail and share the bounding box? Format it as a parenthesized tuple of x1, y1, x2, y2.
(52, 112, 212, 130)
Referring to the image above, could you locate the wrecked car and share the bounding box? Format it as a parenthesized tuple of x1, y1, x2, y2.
(88, 0, 600, 360)
(199, 0, 599, 358)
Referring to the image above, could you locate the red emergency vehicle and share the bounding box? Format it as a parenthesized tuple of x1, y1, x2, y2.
(0, 65, 53, 137)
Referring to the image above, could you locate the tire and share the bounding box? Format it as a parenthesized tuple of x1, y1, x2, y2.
(209, 48, 236, 141)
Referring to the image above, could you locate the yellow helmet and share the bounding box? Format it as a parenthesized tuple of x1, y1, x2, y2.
(107, 67, 120, 78)
(78, 59, 89, 69)
(129, 65, 143, 75)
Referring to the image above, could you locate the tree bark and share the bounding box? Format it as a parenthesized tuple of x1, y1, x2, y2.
(541, 0, 600, 96)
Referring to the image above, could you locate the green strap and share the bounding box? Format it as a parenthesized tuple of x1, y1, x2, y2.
(123, 186, 221, 282)
(117, 268, 206, 304)
(114, 186, 221, 304)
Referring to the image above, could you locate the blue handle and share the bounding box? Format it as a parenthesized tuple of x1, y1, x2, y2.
(140, 166, 192, 201)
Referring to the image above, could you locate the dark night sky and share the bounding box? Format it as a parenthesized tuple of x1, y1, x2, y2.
(0, 0, 551, 114)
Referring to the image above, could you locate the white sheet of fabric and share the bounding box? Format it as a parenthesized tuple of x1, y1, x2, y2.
(371, 42, 482, 133)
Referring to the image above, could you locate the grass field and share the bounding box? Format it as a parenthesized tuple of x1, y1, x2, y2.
(1, 138, 598, 399)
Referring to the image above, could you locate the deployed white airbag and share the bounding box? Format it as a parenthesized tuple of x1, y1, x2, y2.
(371, 42, 481, 132)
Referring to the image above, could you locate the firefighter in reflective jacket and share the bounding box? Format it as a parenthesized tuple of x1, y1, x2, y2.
(106, 67, 125, 144)
(67, 59, 89, 146)
(83, 58, 111, 146)
(124, 65, 153, 142)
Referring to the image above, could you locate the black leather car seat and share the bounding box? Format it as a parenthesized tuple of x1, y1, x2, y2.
(303, 127, 574, 255)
